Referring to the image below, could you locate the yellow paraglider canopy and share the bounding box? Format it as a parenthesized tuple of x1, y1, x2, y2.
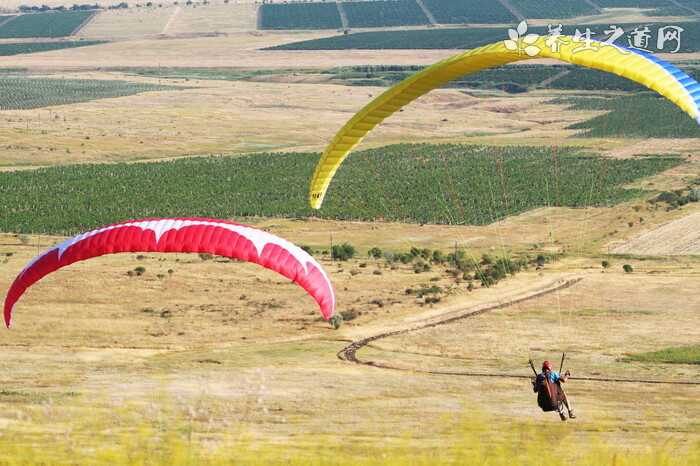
(309, 34, 700, 209)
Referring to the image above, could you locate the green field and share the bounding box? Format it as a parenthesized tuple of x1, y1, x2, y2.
(270, 22, 700, 51)
(0, 40, 104, 56)
(563, 95, 700, 138)
(423, 0, 514, 24)
(626, 345, 700, 364)
(516, 0, 597, 18)
(596, 0, 692, 16)
(0, 77, 177, 110)
(258, 2, 342, 30)
(343, 0, 429, 28)
(0, 11, 94, 38)
(120, 64, 700, 96)
(0, 144, 683, 234)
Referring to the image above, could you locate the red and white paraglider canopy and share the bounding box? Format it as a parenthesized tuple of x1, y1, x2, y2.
(4, 218, 336, 327)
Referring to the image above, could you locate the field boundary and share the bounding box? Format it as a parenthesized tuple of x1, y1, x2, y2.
(71, 10, 98, 36)
(0, 15, 17, 28)
(338, 277, 700, 386)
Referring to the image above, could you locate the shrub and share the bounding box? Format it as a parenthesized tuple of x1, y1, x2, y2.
(329, 314, 343, 329)
(133, 266, 146, 276)
(432, 250, 445, 264)
(373, 269, 383, 275)
(198, 253, 213, 261)
(370, 298, 384, 308)
(536, 255, 546, 267)
(340, 309, 359, 321)
(300, 245, 313, 255)
(623, 264, 634, 273)
(332, 243, 356, 261)
(601, 260, 610, 269)
(368, 247, 382, 259)
(653, 191, 680, 204)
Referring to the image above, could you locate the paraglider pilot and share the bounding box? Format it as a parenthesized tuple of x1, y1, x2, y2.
(532, 360, 576, 421)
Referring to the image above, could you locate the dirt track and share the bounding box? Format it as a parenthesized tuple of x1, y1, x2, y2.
(338, 277, 700, 386)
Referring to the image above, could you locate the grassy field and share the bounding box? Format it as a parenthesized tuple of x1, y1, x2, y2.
(0, 6, 698, 463)
(627, 345, 700, 364)
(0, 230, 697, 464)
(0, 144, 684, 233)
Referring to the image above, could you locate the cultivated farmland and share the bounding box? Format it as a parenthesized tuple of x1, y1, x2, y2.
(0, 77, 176, 110)
(0, 144, 683, 234)
(515, 0, 597, 18)
(271, 22, 700, 51)
(343, 0, 429, 28)
(0, 40, 104, 57)
(563, 95, 700, 138)
(0, 10, 93, 38)
(422, 0, 515, 24)
(258, 2, 342, 30)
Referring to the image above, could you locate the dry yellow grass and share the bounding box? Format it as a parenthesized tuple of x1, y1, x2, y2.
(611, 209, 700, 255)
(0, 227, 698, 460)
(0, 77, 619, 168)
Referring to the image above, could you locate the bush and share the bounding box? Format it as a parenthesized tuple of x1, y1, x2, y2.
(198, 253, 213, 261)
(340, 309, 359, 322)
(368, 247, 382, 259)
(432, 250, 445, 264)
(653, 191, 680, 204)
(373, 269, 383, 275)
(332, 243, 356, 261)
(536, 255, 546, 267)
(370, 298, 384, 308)
(623, 264, 634, 273)
(329, 314, 343, 329)
(399, 253, 413, 264)
(301, 245, 313, 255)
(133, 266, 146, 276)
(601, 260, 610, 269)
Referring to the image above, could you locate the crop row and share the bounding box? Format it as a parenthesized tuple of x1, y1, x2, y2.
(343, 0, 429, 28)
(422, 0, 513, 24)
(0, 77, 177, 110)
(515, 0, 596, 19)
(258, 2, 342, 30)
(0, 40, 104, 57)
(0, 11, 94, 38)
(0, 144, 682, 235)
(271, 21, 700, 52)
(562, 95, 700, 138)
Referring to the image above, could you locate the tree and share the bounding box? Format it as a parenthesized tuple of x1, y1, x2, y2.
(623, 264, 634, 273)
